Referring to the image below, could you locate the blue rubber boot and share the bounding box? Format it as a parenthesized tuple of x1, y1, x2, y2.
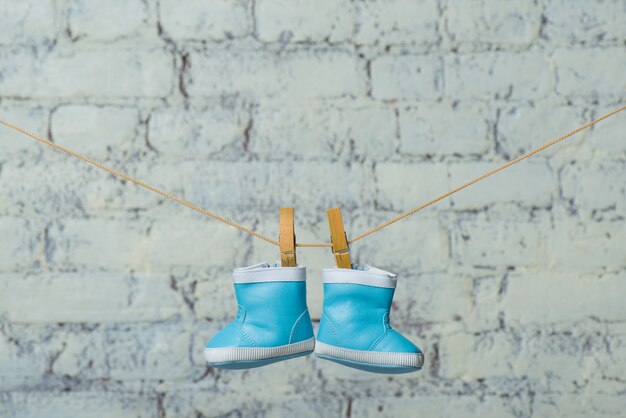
(204, 262, 315, 369)
(315, 265, 424, 374)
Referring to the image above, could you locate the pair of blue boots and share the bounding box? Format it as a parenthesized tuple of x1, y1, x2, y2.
(204, 262, 424, 374)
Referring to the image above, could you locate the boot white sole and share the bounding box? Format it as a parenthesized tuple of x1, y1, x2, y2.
(205, 337, 315, 366)
(314, 340, 424, 373)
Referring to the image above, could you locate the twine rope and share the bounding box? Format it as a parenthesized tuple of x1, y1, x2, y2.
(1, 104, 624, 248)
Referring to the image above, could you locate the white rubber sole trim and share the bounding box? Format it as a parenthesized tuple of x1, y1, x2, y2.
(204, 337, 315, 363)
(314, 340, 424, 368)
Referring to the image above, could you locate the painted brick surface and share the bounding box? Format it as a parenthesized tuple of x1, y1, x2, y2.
(0, 1, 624, 417)
(399, 102, 492, 156)
(445, 50, 555, 101)
(255, 0, 353, 43)
(0, 47, 174, 99)
(186, 48, 366, 99)
(371, 54, 443, 100)
(0, 0, 56, 45)
(67, 0, 152, 42)
(446, 0, 542, 48)
(354, 0, 439, 47)
(159, 0, 250, 41)
(51, 105, 141, 158)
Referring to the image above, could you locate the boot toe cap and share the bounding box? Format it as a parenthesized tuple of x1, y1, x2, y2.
(372, 329, 422, 354)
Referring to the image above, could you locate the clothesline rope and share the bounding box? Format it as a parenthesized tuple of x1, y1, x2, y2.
(350, 104, 626, 244)
(1, 104, 624, 248)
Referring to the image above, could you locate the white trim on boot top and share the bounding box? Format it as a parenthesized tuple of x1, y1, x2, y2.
(314, 340, 424, 369)
(233, 262, 306, 283)
(205, 337, 315, 364)
(323, 265, 397, 288)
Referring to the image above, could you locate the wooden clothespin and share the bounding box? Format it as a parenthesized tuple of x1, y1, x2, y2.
(279, 207, 297, 267)
(327, 207, 351, 268)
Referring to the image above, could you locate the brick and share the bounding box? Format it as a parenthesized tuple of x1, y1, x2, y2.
(0, 272, 181, 322)
(390, 271, 474, 325)
(554, 48, 626, 100)
(147, 218, 249, 270)
(104, 322, 192, 380)
(256, 0, 353, 43)
(0, 104, 47, 158)
(162, 390, 253, 418)
(546, 219, 626, 273)
(533, 394, 626, 418)
(445, 51, 554, 101)
(260, 396, 345, 418)
(447, 0, 541, 48)
(503, 271, 626, 324)
(68, 0, 150, 41)
(164, 345, 319, 415)
(561, 162, 626, 209)
(46, 329, 107, 378)
(451, 219, 548, 267)
(139, 161, 251, 213)
(149, 105, 248, 158)
(351, 396, 516, 418)
(251, 103, 397, 160)
(51, 105, 140, 159)
(0, 327, 49, 378)
(497, 104, 587, 158)
(375, 162, 449, 210)
(178, 160, 372, 213)
(399, 102, 492, 156)
(115, 160, 189, 212)
(0, 0, 56, 45)
(0, 218, 40, 271)
(439, 331, 517, 380)
(354, 0, 439, 47)
(581, 105, 626, 157)
(164, 389, 341, 418)
(159, 0, 249, 40)
(543, 0, 626, 45)
(194, 276, 237, 320)
(0, 391, 157, 418)
(353, 216, 449, 273)
(441, 328, 608, 391)
(469, 275, 502, 331)
(0, 158, 144, 217)
(601, 324, 626, 381)
(371, 55, 443, 100)
(0, 47, 173, 99)
(516, 329, 606, 392)
(186, 48, 365, 99)
(448, 161, 556, 209)
(46, 320, 193, 380)
(47, 218, 147, 270)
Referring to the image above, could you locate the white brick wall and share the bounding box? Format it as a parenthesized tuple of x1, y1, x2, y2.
(256, 0, 354, 43)
(0, 0, 625, 417)
(371, 54, 443, 100)
(0, 47, 174, 99)
(187, 47, 366, 99)
(355, 0, 439, 47)
(67, 0, 153, 42)
(159, 0, 250, 41)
